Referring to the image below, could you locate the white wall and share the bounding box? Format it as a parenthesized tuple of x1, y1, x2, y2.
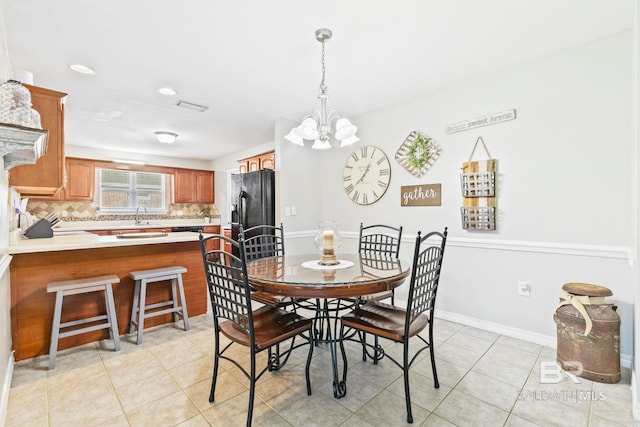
(276, 31, 635, 359)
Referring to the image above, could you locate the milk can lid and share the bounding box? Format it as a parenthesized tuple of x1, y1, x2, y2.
(562, 282, 612, 297)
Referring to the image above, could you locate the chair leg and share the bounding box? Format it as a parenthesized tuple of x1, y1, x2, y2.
(403, 339, 413, 424)
(247, 347, 256, 427)
(48, 291, 64, 370)
(136, 280, 147, 345)
(209, 332, 220, 402)
(429, 321, 439, 388)
(129, 279, 140, 334)
(171, 278, 179, 323)
(361, 331, 368, 361)
(104, 283, 121, 352)
(176, 273, 190, 331)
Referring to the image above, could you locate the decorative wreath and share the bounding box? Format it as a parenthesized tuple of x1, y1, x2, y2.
(407, 134, 431, 169)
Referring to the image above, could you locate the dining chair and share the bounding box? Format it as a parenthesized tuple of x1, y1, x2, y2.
(358, 222, 403, 305)
(239, 223, 292, 308)
(339, 227, 448, 424)
(240, 223, 301, 370)
(357, 222, 403, 362)
(199, 233, 314, 427)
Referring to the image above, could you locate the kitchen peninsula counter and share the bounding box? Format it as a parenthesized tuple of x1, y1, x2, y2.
(8, 231, 205, 254)
(10, 231, 212, 360)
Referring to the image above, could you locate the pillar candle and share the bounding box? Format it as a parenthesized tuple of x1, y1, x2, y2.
(323, 230, 334, 250)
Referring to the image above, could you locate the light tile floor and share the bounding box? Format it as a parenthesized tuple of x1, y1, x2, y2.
(5, 313, 638, 426)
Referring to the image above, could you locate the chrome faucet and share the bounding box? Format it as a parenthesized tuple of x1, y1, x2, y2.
(135, 206, 148, 225)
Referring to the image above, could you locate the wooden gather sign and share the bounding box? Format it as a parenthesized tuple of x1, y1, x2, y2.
(401, 184, 441, 206)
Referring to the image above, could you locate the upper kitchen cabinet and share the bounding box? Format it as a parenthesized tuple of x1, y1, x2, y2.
(64, 158, 94, 201)
(237, 150, 274, 173)
(9, 84, 67, 197)
(174, 169, 214, 203)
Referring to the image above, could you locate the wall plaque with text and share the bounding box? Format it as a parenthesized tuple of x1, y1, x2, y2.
(401, 184, 441, 206)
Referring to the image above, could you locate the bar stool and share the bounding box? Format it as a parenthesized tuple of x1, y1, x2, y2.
(47, 275, 121, 370)
(129, 266, 189, 344)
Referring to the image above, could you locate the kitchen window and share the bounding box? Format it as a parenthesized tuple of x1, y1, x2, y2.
(97, 169, 168, 214)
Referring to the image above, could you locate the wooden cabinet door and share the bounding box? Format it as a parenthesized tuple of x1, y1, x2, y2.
(223, 228, 232, 253)
(259, 152, 275, 169)
(64, 158, 94, 201)
(238, 162, 248, 174)
(248, 157, 260, 172)
(174, 170, 196, 203)
(9, 84, 67, 196)
(195, 171, 214, 203)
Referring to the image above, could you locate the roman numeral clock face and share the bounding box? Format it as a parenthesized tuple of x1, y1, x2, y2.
(343, 145, 391, 205)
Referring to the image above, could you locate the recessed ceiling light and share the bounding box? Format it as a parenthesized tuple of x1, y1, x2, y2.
(69, 64, 96, 75)
(157, 87, 177, 96)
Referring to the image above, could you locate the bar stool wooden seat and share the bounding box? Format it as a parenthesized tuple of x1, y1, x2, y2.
(47, 274, 121, 370)
(129, 266, 190, 344)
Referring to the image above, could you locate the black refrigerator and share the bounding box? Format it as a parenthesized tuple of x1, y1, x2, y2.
(230, 169, 276, 250)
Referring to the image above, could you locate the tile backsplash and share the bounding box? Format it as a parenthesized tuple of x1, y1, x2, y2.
(27, 201, 219, 222)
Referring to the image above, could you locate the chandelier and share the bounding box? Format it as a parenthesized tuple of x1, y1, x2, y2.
(285, 28, 359, 150)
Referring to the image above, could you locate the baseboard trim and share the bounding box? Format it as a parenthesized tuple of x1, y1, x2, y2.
(632, 371, 640, 420)
(0, 352, 14, 427)
(435, 308, 632, 368)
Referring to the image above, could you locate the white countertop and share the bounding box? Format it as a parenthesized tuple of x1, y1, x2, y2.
(9, 231, 208, 254)
(53, 217, 221, 231)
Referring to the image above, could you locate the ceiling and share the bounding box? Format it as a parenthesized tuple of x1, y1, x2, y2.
(0, 0, 634, 161)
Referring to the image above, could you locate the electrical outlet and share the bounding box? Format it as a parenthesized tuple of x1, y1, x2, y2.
(518, 281, 530, 297)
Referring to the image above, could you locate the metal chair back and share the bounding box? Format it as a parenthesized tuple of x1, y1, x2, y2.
(200, 234, 253, 336)
(240, 223, 285, 261)
(358, 223, 403, 258)
(405, 228, 448, 329)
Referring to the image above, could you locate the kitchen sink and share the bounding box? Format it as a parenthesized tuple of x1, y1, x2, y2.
(116, 231, 169, 239)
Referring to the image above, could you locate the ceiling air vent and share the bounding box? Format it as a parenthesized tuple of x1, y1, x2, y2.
(175, 100, 209, 112)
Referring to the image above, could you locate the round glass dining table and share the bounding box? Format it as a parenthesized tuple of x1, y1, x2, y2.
(246, 253, 410, 398)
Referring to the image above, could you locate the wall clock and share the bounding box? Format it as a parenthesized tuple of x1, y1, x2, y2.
(342, 145, 391, 205)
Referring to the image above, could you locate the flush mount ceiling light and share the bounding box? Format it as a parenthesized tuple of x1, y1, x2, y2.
(285, 28, 358, 150)
(157, 87, 177, 96)
(155, 131, 178, 144)
(69, 64, 96, 75)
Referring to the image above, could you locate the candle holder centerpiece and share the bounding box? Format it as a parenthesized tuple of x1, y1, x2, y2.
(314, 220, 342, 266)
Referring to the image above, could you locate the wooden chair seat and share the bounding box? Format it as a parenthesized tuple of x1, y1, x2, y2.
(220, 305, 313, 350)
(341, 301, 428, 342)
(358, 290, 393, 303)
(250, 290, 295, 307)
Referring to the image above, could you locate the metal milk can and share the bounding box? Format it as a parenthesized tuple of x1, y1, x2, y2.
(553, 282, 620, 383)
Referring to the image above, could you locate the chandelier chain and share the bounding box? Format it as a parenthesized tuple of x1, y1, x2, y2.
(320, 40, 327, 95)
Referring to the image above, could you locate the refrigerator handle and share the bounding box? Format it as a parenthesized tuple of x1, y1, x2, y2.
(238, 190, 248, 227)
